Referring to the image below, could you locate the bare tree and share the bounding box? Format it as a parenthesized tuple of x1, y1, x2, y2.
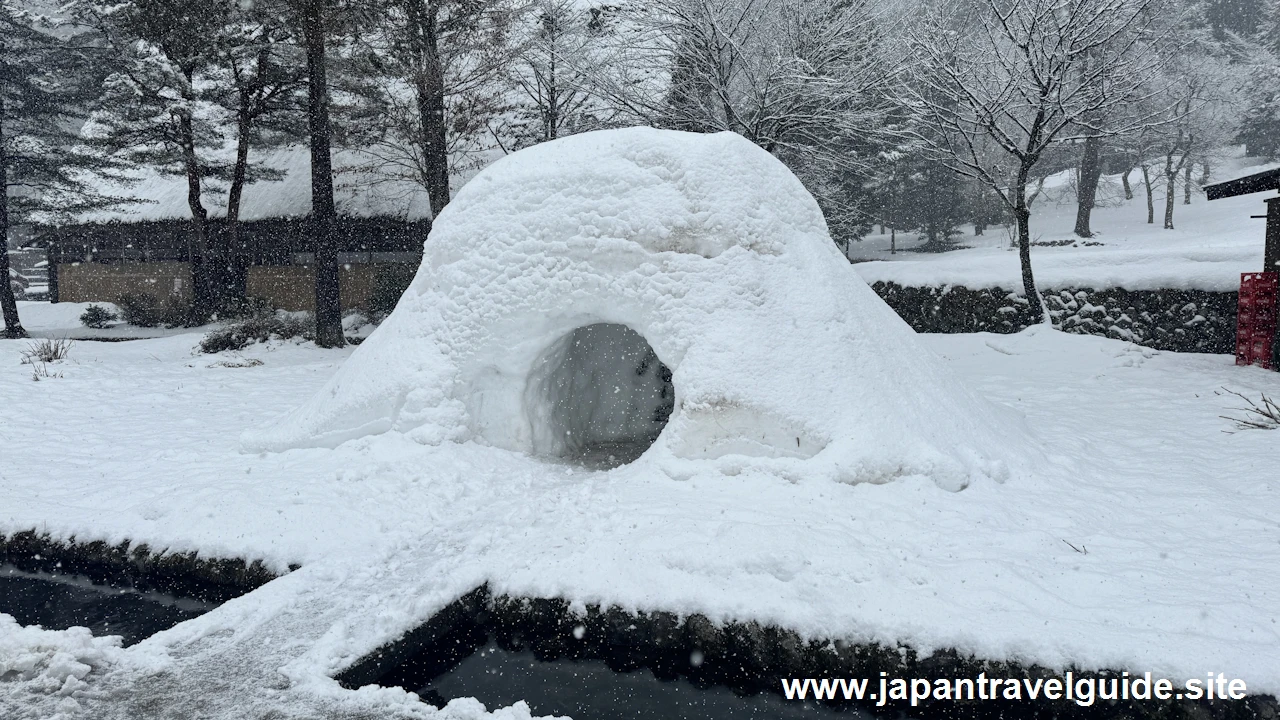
(588, 0, 902, 241)
(595, 0, 898, 156)
(349, 0, 524, 217)
(506, 0, 609, 147)
(1135, 129, 1159, 224)
(1145, 52, 1243, 229)
(905, 0, 1172, 321)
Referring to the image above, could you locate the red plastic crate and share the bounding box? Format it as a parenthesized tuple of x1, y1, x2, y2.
(1236, 272, 1278, 369)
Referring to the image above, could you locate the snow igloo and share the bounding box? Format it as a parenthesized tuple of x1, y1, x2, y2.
(247, 128, 1031, 489)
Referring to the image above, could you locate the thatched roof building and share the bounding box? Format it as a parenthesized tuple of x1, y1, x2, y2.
(40, 146, 432, 312)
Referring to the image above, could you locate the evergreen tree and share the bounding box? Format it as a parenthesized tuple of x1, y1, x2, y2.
(866, 149, 915, 254)
(1239, 0, 1280, 158)
(207, 6, 307, 299)
(295, 0, 344, 347)
(71, 0, 236, 321)
(910, 160, 967, 250)
(1, 6, 122, 338)
(964, 173, 1009, 236)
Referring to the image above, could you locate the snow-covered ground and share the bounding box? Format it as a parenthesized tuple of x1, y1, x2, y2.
(850, 151, 1279, 292)
(12, 300, 216, 341)
(1, 302, 1277, 718)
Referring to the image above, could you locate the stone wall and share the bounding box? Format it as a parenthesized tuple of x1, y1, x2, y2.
(57, 261, 193, 307)
(337, 586, 1279, 720)
(54, 262, 407, 313)
(0, 529, 282, 603)
(871, 282, 1238, 354)
(244, 265, 387, 312)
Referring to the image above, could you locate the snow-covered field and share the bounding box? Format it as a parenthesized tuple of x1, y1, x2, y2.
(12, 300, 215, 341)
(850, 152, 1279, 292)
(1, 302, 1277, 718)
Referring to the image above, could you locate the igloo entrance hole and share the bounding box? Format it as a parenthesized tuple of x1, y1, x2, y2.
(526, 323, 674, 469)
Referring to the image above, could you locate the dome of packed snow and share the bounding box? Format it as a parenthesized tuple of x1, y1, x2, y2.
(246, 127, 1035, 490)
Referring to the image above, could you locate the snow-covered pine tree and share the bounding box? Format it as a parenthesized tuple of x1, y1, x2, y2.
(293, 0, 344, 347)
(0, 5, 123, 338)
(910, 160, 968, 250)
(205, 5, 307, 296)
(862, 142, 969, 254)
(70, 0, 235, 322)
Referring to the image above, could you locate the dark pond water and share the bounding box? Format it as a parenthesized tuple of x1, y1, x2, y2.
(0, 564, 218, 645)
(415, 641, 871, 720)
(367, 615, 871, 720)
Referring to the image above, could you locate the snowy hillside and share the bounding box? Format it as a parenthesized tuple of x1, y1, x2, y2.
(851, 150, 1280, 292)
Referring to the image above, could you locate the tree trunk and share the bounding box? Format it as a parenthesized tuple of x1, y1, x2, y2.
(46, 239, 58, 303)
(1013, 164, 1044, 323)
(890, 228, 895, 255)
(303, 0, 344, 348)
(1121, 166, 1133, 200)
(406, 0, 449, 219)
(178, 111, 211, 322)
(544, 35, 559, 142)
(1141, 165, 1154, 224)
(225, 102, 253, 307)
(1025, 176, 1046, 207)
(1163, 154, 1177, 230)
(0, 90, 28, 338)
(1073, 135, 1103, 237)
(1183, 163, 1192, 205)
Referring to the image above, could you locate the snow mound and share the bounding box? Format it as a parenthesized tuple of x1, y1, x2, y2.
(245, 127, 1037, 489)
(0, 615, 120, 695)
(0, 613, 151, 718)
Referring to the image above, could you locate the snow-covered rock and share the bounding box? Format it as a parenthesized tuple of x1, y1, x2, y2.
(246, 127, 1037, 490)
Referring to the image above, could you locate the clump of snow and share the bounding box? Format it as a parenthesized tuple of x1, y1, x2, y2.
(0, 615, 118, 694)
(0, 613, 142, 717)
(247, 127, 1037, 490)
